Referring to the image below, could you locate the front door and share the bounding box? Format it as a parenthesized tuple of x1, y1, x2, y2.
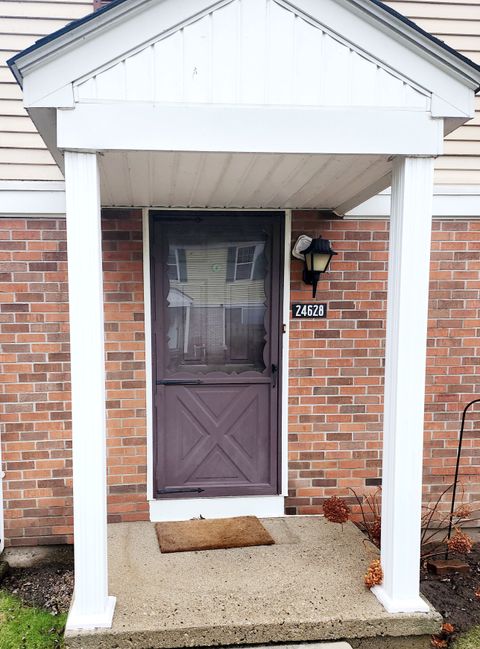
(151, 212, 283, 498)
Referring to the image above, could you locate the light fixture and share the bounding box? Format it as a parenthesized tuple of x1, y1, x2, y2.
(293, 235, 337, 298)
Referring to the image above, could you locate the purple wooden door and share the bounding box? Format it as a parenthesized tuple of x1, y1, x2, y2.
(151, 212, 283, 498)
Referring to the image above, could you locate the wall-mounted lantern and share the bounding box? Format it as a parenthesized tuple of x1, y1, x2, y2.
(292, 235, 337, 298)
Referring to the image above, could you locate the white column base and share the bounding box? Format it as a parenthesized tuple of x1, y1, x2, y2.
(371, 586, 429, 614)
(66, 595, 116, 631)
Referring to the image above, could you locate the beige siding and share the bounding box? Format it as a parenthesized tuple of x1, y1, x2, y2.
(0, 0, 479, 184)
(0, 0, 92, 181)
(386, 0, 480, 184)
(170, 247, 265, 306)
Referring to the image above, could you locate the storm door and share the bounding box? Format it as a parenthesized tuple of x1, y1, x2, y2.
(151, 212, 283, 498)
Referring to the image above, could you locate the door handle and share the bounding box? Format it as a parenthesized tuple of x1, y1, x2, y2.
(156, 379, 202, 385)
(271, 364, 278, 388)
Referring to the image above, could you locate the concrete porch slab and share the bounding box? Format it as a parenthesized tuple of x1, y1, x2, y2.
(65, 517, 441, 649)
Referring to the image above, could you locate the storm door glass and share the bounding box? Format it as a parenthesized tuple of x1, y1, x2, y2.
(163, 219, 269, 375)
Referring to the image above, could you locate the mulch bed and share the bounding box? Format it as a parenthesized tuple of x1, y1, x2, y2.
(2, 563, 74, 615)
(421, 544, 480, 644)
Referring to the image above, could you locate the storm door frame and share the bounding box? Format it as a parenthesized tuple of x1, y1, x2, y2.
(144, 209, 290, 518)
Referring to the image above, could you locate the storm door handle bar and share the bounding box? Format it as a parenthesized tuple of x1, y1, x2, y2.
(156, 379, 202, 385)
(271, 364, 278, 388)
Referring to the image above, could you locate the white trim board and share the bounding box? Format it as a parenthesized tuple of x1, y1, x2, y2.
(142, 208, 154, 501)
(142, 208, 290, 520)
(0, 181, 66, 217)
(149, 495, 285, 521)
(57, 104, 444, 156)
(281, 210, 292, 497)
(1, 183, 479, 219)
(346, 185, 480, 218)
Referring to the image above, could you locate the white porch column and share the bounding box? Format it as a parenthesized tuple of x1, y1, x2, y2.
(64, 151, 116, 630)
(372, 156, 434, 614)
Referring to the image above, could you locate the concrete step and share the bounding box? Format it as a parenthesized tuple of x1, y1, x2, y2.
(222, 645, 353, 649)
(65, 519, 440, 649)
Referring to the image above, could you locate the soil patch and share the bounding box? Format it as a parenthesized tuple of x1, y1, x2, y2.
(2, 563, 74, 615)
(421, 544, 480, 640)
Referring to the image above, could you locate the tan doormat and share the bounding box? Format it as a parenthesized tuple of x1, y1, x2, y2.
(155, 516, 275, 553)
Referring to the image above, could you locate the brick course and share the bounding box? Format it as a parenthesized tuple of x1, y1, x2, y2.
(0, 210, 479, 546)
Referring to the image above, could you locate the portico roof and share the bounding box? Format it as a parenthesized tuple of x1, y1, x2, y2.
(7, 0, 474, 633)
(7, 0, 480, 212)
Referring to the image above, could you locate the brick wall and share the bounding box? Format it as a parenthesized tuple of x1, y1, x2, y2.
(0, 210, 148, 547)
(0, 210, 479, 546)
(286, 212, 480, 515)
(0, 217, 71, 546)
(102, 210, 148, 524)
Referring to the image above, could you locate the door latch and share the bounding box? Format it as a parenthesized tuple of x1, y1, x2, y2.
(271, 363, 278, 388)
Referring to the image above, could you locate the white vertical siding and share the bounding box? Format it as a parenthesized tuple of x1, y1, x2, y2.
(0, 0, 92, 180)
(75, 0, 430, 109)
(386, 0, 480, 183)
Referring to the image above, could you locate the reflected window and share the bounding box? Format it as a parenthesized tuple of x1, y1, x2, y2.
(167, 250, 179, 281)
(235, 245, 256, 280)
(167, 248, 187, 282)
(162, 222, 268, 375)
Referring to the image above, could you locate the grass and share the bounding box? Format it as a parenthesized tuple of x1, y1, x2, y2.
(453, 626, 480, 649)
(0, 591, 66, 649)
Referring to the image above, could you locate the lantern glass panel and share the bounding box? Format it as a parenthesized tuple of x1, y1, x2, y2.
(305, 252, 331, 272)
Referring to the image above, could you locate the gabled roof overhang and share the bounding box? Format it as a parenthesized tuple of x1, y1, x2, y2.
(6, 0, 480, 212)
(8, 0, 480, 105)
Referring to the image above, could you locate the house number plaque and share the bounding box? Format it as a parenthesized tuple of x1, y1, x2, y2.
(291, 303, 327, 319)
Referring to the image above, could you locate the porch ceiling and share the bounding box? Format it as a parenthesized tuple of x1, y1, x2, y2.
(98, 151, 391, 213)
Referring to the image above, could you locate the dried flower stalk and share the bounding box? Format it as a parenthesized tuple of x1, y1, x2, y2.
(364, 559, 383, 588)
(323, 496, 351, 524)
(446, 527, 473, 555)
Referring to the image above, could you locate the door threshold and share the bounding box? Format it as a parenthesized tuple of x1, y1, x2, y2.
(149, 495, 285, 522)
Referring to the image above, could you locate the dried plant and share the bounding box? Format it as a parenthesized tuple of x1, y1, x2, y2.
(327, 484, 478, 562)
(430, 622, 455, 648)
(446, 527, 473, 555)
(348, 487, 382, 546)
(323, 483, 477, 594)
(364, 559, 383, 588)
(322, 496, 350, 524)
(454, 504, 472, 519)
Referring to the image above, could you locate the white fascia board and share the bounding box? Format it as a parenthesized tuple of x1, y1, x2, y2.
(17, 0, 233, 106)
(346, 185, 480, 218)
(27, 107, 64, 172)
(57, 103, 444, 156)
(27, 84, 74, 109)
(283, 0, 478, 117)
(336, 0, 480, 91)
(0, 181, 66, 217)
(431, 95, 474, 120)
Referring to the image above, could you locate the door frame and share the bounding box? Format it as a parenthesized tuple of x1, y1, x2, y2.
(142, 208, 291, 521)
